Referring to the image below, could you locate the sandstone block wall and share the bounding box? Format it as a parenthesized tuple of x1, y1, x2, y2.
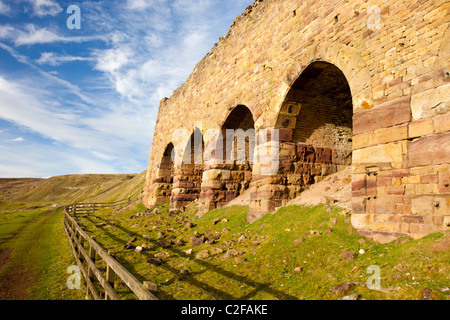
(143, 0, 450, 242)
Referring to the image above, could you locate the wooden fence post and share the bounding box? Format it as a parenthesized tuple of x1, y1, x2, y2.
(105, 251, 116, 300)
(87, 236, 96, 282)
(78, 232, 85, 263)
(73, 202, 77, 216)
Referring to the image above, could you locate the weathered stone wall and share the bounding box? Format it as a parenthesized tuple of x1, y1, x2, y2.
(143, 0, 450, 242)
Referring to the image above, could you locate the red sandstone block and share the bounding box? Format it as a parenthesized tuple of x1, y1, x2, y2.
(387, 185, 405, 195)
(402, 215, 424, 224)
(366, 177, 378, 195)
(226, 190, 239, 202)
(392, 169, 410, 178)
(420, 174, 439, 184)
(171, 194, 198, 202)
(297, 144, 315, 163)
(375, 195, 404, 214)
(352, 196, 366, 214)
(353, 96, 411, 135)
(352, 177, 366, 196)
(377, 177, 392, 186)
(174, 181, 194, 189)
(313, 147, 333, 164)
(377, 171, 394, 178)
(408, 132, 450, 167)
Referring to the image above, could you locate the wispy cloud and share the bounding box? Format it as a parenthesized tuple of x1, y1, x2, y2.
(15, 24, 105, 46)
(126, 0, 168, 10)
(10, 137, 24, 142)
(0, 73, 154, 171)
(36, 52, 92, 66)
(24, 0, 63, 17)
(0, 0, 11, 15)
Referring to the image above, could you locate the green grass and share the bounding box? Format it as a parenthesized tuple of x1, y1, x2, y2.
(0, 206, 85, 300)
(74, 202, 450, 300)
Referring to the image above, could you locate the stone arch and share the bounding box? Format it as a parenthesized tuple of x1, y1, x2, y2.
(198, 105, 255, 214)
(274, 41, 373, 124)
(276, 61, 353, 165)
(248, 60, 354, 221)
(220, 105, 255, 166)
(152, 142, 175, 205)
(170, 128, 204, 211)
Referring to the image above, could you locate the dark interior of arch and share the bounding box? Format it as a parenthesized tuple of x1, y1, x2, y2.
(289, 61, 353, 164)
(221, 105, 255, 165)
(182, 128, 204, 166)
(153, 142, 174, 203)
(171, 129, 205, 211)
(222, 105, 255, 131)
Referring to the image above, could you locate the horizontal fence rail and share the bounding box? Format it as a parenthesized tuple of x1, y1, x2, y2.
(63, 191, 158, 300)
(65, 190, 142, 215)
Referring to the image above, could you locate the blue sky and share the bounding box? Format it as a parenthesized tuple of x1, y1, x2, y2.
(0, 0, 253, 178)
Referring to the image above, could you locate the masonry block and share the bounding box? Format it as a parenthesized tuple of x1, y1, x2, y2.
(408, 132, 450, 167)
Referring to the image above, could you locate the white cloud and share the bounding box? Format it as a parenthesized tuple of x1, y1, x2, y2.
(14, 24, 106, 46)
(0, 0, 11, 15)
(0, 74, 154, 175)
(0, 25, 19, 40)
(25, 0, 63, 17)
(0, 75, 109, 152)
(36, 52, 92, 66)
(94, 46, 134, 73)
(126, 0, 168, 10)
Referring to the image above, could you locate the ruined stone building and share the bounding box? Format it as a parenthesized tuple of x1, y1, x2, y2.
(143, 0, 450, 242)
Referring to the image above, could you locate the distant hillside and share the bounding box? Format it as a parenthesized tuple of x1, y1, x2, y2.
(0, 170, 147, 206)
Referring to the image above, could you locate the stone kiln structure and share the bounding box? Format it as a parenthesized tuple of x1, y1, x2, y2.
(143, 0, 450, 242)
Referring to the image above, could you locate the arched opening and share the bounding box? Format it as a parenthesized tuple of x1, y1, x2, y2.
(249, 62, 353, 220)
(171, 129, 204, 211)
(289, 61, 353, 163)
(198, 105, 255, 214)
(153, 143, 174, 205)
(221, 105, 255, 173)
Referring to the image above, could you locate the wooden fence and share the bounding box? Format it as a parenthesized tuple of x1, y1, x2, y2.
(63, 192, 158, 300)
(66, 190, 142, 216)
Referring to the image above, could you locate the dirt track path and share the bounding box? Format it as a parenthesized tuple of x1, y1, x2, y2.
(0, 209, 59, 300)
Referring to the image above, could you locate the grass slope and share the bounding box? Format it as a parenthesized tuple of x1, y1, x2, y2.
(75, 202, 450, 300)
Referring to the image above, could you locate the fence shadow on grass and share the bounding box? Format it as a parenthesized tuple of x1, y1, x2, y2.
(79, 211, 298, 300)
